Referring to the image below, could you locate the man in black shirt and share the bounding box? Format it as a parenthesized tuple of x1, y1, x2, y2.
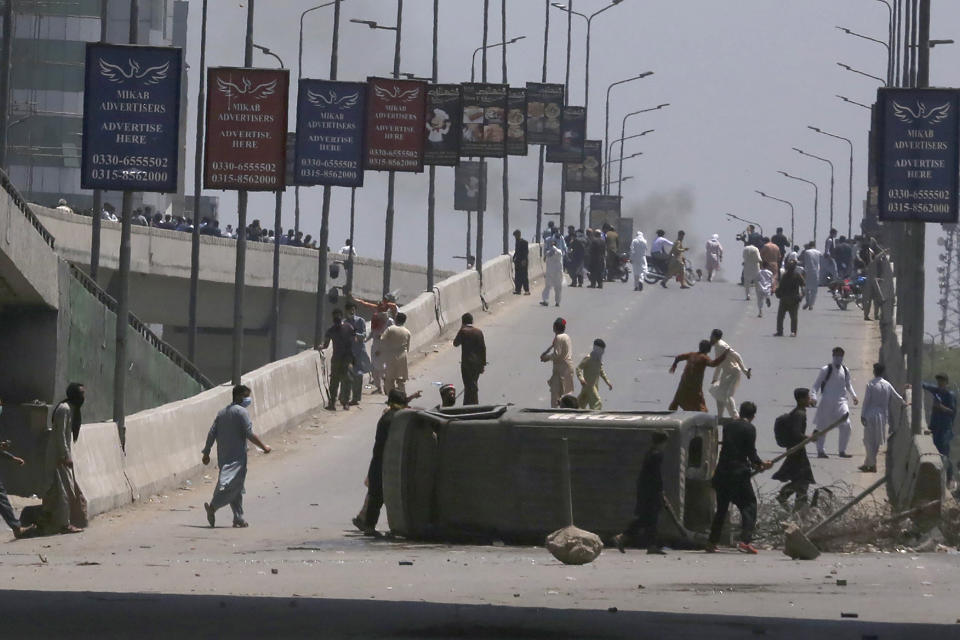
(770, 227, 789, 263)
(613, 431, 669, 554)
(772, 388, 816, 510)
(355, 389, 409, 535)
(774, 259, 805, 337)
(708, 401, 771, 554)
(322, 308, 356, 411)
(512, 229, 530, 295)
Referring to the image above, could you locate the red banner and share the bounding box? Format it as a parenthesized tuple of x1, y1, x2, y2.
(204, 67, 289, 191)
(364, 77, 426, 172)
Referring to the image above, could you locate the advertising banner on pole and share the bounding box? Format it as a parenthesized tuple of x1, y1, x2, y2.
(294, 79, 366, 187)
(81, 43, 183, 192)
(525, 82, 564, 145)
(460, 83, 508, 158)
(364, 77, 427, 172)
(454, 160, 487, 211)
(564, 139, 602, 193)
(877, 87, 960, 223)
(506, 87, 528, 156)
(424, 84, 462, 166)
(204, 67, 289, 191)
(589, 194, 621, 229)
(546, 106, 586, 163)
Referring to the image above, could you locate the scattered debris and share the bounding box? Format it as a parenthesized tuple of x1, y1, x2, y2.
(607, 607, 618, 613)
(836, 579, 847, 586)
(271, 568, 279, 575)
(399, 561, 413, 566)
(76, 561, 100, 566)
(38, 554, 47, 564)
(546, 526, 602, 565)
(840, 612, 859, 619)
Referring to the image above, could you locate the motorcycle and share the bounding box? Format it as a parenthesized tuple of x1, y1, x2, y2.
(605, 252, 631, 283)
(828, 273, 866, 310)
(643, 253, 698, 288)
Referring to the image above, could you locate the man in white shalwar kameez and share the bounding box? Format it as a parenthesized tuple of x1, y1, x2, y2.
(540, 238, 565, 307)
(810, 346, 859, 458)
(202, 385, 271, 528)
(630, 231, 648, 291)
(859, 363, 907, 472)
(707, 329, 751, 419)
(742, 243, 762, 301)
(800, 242, 821, 310)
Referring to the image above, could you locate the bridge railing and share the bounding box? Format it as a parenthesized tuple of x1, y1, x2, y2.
(0, 167, 56, 249)
(68, 263, 214, 390)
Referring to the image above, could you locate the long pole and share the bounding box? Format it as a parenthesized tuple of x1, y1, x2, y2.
(559, 0, 572, 230)
(90, 0, 109, 282)
(535, 0, 549, 243)
(475, 0, 488, 281)
(346, 186, 356, 294)
(113, 0, 139, 448)
(426, 0, 438, 288)
(579, 14, 590, 229)
(231, 0, 254, 385)
(500, 0, 510, 254)
(314, 0, 341, 347)
(187, 0, 208, 362)
(910, 0, 929, 436)
(270, 189, 281, 361)
(382, 0, 403, 295)
(0, 0, 12, 170)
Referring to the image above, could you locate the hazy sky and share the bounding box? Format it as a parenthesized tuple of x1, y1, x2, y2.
(183, 0, 960, 332)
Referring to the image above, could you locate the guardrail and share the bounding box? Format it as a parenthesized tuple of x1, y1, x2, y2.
(68, 263, 214, 390)
(0, 167, 56, 249)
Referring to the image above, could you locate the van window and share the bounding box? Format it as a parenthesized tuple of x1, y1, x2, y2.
(688, 436, 703, 468)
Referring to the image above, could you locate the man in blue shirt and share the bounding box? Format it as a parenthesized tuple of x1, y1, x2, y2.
(922, 373, 956, 476)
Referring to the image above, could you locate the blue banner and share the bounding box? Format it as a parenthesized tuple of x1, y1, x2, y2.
(878, 87, 960, 223)
(295, 79, 366, 187)
(81, 43, 182, 192)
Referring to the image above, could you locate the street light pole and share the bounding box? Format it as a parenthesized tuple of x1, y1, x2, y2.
(605, 128, 652, 191)
(776, 171, 816, 245)
(90, 0, 109, 282)
(501, 0, 509, 255)
(603, 72, 653, 193)
(794, 147, 834, 244)
(427, 0, 438, 289)
(808, 126, 854, 237)
(187, 0, 208, 362)
(535, 0, 550, 243)
(755, 191, 795, 247)
(476, 0, 488, 282)
(618, 104, 668, 197)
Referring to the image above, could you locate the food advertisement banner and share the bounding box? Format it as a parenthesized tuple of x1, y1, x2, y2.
(525, 82, 564, 145)
(454, 160, 487, 211)
(506, 87, 528, 156)
(424, 83, 462, 166)
(564, 139, 602, 192)
(546, 105, 586, 163)
(460, 83, 508, 158)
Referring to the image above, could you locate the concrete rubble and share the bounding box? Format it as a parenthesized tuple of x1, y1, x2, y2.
(545, 525, 603, 565)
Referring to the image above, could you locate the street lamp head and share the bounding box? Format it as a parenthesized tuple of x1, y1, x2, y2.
(808, 126, 822, 133)
(656, 103, 669, 109)
(930, 39, 955, 47)
(777, 171, 789, 177)
(508, 36, 527, 44)
(756, 190, 767, 197)
(552, 3, 567, 9)
(349, 18, 378, 28)
(836, 26, 852, 35)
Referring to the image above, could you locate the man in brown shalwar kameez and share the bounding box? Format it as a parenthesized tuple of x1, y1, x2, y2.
(668, 340, 727, 412)
(39, 382, 88, 535)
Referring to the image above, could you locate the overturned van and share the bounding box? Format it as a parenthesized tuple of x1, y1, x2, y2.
(382, 405, 718, 544)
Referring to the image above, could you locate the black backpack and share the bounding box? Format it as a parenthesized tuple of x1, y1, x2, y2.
(774, 412, 793, 448)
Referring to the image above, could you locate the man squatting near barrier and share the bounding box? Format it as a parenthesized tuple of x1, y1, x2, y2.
(613, 430, 668, 555)
(203, 384, 271, 528)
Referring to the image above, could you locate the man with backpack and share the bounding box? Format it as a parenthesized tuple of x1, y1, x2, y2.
(810, 346, 859, 459)
(772, 388, 816, 510)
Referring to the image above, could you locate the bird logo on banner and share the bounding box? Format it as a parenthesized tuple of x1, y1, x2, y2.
(306, 89, 359, 110)
(98, 59, 170, 85)
(374, 84, 420, 102)
(892, 101, 951, 125)
(216, 77, 278, 100)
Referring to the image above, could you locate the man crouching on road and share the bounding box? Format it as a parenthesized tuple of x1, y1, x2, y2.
(202, 384, 271, 528)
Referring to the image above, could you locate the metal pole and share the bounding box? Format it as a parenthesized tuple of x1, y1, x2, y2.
(346, 186, 356, 295)
(426, 0, 438, 288)
(466, 210, 472, 263)
(910, 0, 929, 436)
(314, 0, 341, 346)
(475, 0, 488, 280)
(270, 189, 281, 361)
(382, 0, 402, 295)
(535, 0, 549, 242)
(893, 0, 901, 86)
(559, 0, 572, 230)
(580, 14, 590, 229)
(231, 0, 254, 384)
(0, 0, 13, 170)
(114, 0, 139, 447)
(90, 0, 109, 282)
(188, 0, 208, 362)
(501, 0, 509, 255)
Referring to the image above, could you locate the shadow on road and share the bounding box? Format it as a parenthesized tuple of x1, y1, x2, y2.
(1, 590, 954, 639)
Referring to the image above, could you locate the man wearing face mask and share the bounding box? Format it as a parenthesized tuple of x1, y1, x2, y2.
(576, 339, 614, 410)
(810, 347, 859, 459)
(202, 385, 271, 528)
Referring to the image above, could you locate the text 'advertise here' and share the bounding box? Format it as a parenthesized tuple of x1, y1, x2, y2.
(81, 43, 183, 193)
(878, 87, 960, 224)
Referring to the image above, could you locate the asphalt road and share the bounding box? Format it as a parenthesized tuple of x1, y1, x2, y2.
(7, 273, 954, 637)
